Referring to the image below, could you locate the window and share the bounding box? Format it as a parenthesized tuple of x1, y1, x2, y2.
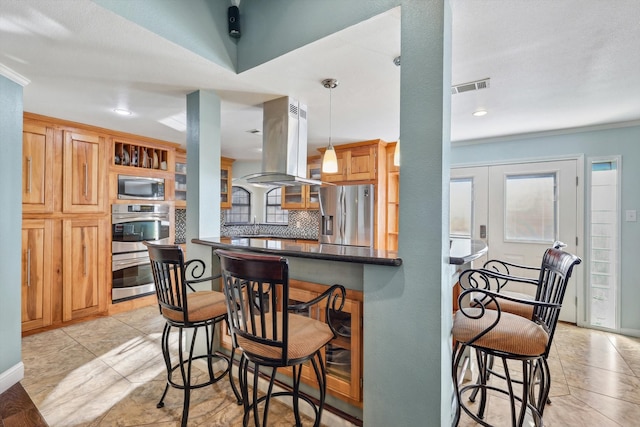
(450, 178, 473, 238)
(504, 173, 556, 242)
(225, 186, 251, 223)
(589, 158, 620, 330)
(265, 188, 288, 224)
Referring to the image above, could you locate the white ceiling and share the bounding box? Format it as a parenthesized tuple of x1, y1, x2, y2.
(2, 1, 640, 161)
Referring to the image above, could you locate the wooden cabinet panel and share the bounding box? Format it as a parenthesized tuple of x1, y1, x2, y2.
(320, 141, 379, 183)
(113, 139, 168, 171)
(386, 142, 400, 251)
(21, 219, 53, 332)
(62, 219, 106, 321)
(346, 145, 376, 181)
(22, 124, 54, 213)
(321, 150, 347, 183)
(220, 279, 363, 405)
(63, 131, 106, 213)
(281, 156, 320, 210)
(175, 151, 187, 208)
(324, 295, 362, 403)
(221, 157, 234, 209)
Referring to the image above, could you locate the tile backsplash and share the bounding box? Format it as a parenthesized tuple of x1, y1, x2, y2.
(222, 210, 320, 240)
(173, 209, 319, 243)
(175, 208, 187, 243)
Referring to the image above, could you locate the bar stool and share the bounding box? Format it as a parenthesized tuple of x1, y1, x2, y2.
(215, 249, 346, 427)
(144, 242, 240, 427)
(452, 247, 581, 426)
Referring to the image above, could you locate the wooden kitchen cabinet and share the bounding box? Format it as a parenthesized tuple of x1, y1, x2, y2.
(172, 153, 234, 208)
(22, 123, 54, 213)
(320, 140, 380, 183)
(220, 157, 234, 209)
(386, 142, 400, 251)
(319, 139, 389, 249)
(281, 156, 321, 209)
(175, 150, 187, 208)
(112, 139, 169, 171)
(63, 130, 107, 213)
(290, 281, 363, 405)
(21, 219, 53, 332)
(62, 218, 107, 321)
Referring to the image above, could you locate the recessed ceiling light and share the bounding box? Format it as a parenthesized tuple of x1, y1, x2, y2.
(472, 109, 488, 117)
(113, 108, 132, 116)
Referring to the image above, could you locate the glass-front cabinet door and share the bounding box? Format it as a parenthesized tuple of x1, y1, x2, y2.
(287, 282, 362, 406)
(219, 280, 363, 406)
(220, 157, 234, 209)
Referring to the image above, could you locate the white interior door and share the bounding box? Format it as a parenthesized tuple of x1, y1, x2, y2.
(451, 160, 579, 323)
(450, 167, 488, 268)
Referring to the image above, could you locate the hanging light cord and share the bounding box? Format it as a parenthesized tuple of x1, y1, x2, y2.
(328, 85, 333, 148)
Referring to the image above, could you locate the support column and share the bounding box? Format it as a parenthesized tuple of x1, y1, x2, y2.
(363, 1, 453, 426)
(186, 90, 222, 274)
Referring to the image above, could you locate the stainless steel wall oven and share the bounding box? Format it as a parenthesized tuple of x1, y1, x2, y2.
(111, 204, 170, 302)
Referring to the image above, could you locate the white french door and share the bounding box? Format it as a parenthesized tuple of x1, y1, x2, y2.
(451, 159, 581, 323)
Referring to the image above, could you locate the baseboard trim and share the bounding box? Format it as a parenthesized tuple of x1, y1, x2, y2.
(618, 327, 640, 338)
(0, 362, 24, 395)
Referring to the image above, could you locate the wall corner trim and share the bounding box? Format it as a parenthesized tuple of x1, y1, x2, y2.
(0, 63, 30, 86)
(0, 362, 25, 395)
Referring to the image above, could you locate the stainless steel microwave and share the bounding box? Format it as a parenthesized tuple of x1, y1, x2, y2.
(117, 175, 165, 200)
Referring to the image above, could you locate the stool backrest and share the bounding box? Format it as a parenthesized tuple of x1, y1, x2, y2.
(144, 242, 190, 323)
(216, 249, 291, 366)
(534, 247, 582, 355)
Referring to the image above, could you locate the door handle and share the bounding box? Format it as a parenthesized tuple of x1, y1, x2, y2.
(83, 245, 87, 276)
(83, 163, 88, 197)
(27, 157, 32, 194)
(27, 248, 31, 287)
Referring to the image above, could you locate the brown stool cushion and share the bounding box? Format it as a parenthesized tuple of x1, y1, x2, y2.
(453, 308, 549, 356)
(237, 312, 334, 361)
(161, 290, 227, 323)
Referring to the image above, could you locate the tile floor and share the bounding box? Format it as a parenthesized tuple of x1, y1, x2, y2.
(20, 306, 640, 426)
(21, 306, 350, 427)
(457, 322, 640, 426)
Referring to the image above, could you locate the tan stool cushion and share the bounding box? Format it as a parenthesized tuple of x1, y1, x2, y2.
(478, 291, 535, 319)
(237, 312, 334, 361)
(453, 308, 549, 356)
(161, 290, 227, 323)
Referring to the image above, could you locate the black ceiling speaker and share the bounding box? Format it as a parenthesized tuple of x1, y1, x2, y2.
(228, 6, 241, 38)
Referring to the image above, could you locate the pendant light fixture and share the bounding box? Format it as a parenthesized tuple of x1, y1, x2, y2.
(321, 78, 339, 173)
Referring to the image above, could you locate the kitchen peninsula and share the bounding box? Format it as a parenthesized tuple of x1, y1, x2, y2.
(193, 235, 486, 418)
(193, 235, 486, 267)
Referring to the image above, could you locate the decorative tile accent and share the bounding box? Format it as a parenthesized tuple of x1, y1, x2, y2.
(221, 210, 319, 240)
(175, 209, 186, 243)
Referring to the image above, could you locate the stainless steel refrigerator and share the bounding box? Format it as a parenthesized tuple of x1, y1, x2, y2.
(319, 184, 374, 247)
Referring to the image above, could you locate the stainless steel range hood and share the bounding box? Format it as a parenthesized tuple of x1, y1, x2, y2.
(245, 97, 323, 187)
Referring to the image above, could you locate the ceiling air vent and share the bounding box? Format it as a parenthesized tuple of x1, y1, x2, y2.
(451, 78, 490, 95)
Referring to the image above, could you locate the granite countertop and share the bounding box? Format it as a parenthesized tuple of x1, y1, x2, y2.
(449, 237, 488, 265)
(192, 236, 487, 267)
(193, 236, 403, 266)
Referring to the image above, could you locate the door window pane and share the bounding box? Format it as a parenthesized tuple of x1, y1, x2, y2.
(504, 173, 556, 242)
(450, 178, 472, 238)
